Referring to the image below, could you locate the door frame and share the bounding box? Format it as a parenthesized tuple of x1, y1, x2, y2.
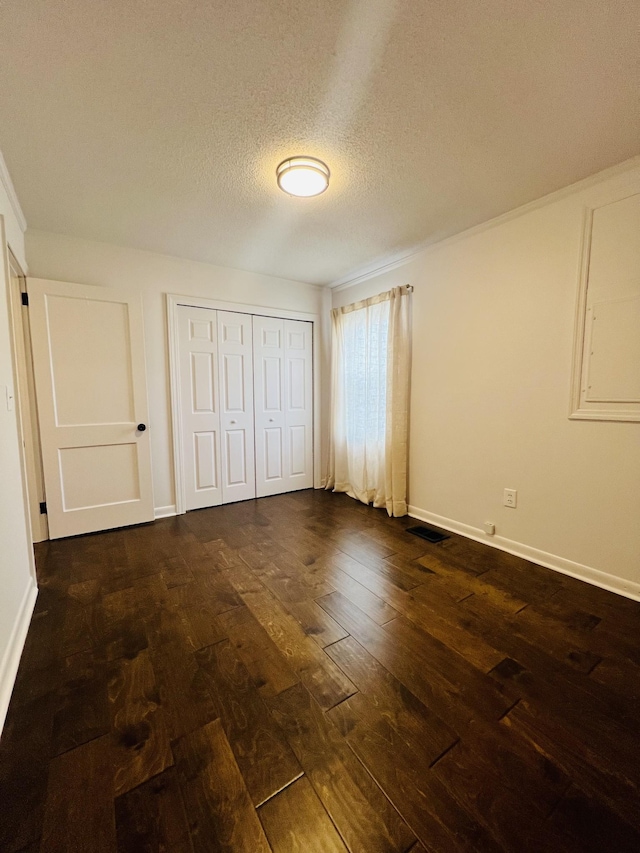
(7, 251, 48, 542)
(167, 293, 322, 515)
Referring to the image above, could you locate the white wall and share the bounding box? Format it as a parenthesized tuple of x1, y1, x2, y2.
(333, 161, 640, 599)
(0, 167, 37, 733)
(25, 231, 325, 514)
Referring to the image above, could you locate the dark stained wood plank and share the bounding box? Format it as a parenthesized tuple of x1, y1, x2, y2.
(325, 636, 457, 763)
(101, 585, 151, 662)
(310, 555, 399, 624)
(41, 735, 116, 852)
(67, 578, 101, 605)
(150, 642, 218, 740)
(159, 555, 194, 590)
(328, 697, 503, 853)
(390, 583, 506, 672)
(258, 776, 349, 853)
(319, 550, 412, 608)
(331, 529, 397, 564)
(268, 682, 416, 853)
(196, 640, 302, 806)
(166, 571, 242, 615)
(51, 650, 110, 756)
(318, 592, 515, 729)
(489, 650, 639, 768)
(173, 719, 271, 853)
(114, 766, 194, 853)
(501, 700, 640, 829)
(179, 602, 227, 651)
(277, 527, 342, 566)
(459, 590, 604, 674)
(241, 589, 357, 711)
(543, 783, 640, 853)
(108, 649, 173, 797)
(61, 601, 105, 657)
(0, 691, 57, 853)
(218, 604, 299, 698)
(430, 733, 570, 852)
(284, 598, 349, 648)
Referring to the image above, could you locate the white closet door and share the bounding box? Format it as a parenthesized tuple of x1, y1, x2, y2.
(254, 316, 313, 497)
(217, 311, 256, 503)
(28, 278, 154, 539)
(254, 317, 285, 497)
(284, 319, 313, 491)
(177, 305, 222, 510)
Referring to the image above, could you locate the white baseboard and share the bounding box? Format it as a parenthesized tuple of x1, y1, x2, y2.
(0, 580, 38, 736)
(408, 505, 640, 603)
(154, 505, 177, 519)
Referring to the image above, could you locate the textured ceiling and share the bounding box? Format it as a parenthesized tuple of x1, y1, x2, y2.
(0, 0, 638, 285)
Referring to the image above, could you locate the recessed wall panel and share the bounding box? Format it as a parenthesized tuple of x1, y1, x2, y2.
(586, 296, 640, 402)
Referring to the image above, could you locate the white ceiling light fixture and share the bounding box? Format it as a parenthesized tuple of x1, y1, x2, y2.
(276, 156, 330, 197)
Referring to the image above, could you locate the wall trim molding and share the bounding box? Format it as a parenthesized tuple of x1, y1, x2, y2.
(0, 579, 38, 735)
(0, 149, 27, 233)
(330, 252, 418, 292)
(154, 505, 177, 519)
(408, 505, 640, 603)
(330, 154, 640, 293)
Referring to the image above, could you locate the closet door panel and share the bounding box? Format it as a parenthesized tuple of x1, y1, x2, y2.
(218, 312, 255, 502)
(254, 317, 286, 497)
(254, 317, 313, 496)
(178, 306, 222, 510)
(284, 320, 313, 489)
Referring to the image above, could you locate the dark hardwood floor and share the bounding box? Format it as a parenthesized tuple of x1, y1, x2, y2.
(2, 489, 640, 852)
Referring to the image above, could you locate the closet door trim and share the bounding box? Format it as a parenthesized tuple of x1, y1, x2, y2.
(167, 294, 322, 515)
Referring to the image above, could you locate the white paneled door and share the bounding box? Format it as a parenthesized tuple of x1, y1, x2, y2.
(176, 306, 314, 509)
(28, 279, 154, 539)
(178, 305, 222, 510)
(217, 311, 256, 503)
(254, 316, 313, 498)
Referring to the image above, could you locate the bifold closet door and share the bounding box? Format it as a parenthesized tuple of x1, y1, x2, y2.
(253, 316, 313, 497)
(177, 305, 223, 510)
(217, 311, 256, 503)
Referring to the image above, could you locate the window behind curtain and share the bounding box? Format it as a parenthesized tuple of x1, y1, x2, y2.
(342, 300, 389, 452)
(327, 285, 411, 517)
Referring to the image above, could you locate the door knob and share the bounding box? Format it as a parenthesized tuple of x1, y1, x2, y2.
(269, 418, 274, 422)
(137, 423, 147, 432)
(230, 420, 237, 424)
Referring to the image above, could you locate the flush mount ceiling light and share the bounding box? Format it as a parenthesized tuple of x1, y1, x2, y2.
(276, 156, 330, 197)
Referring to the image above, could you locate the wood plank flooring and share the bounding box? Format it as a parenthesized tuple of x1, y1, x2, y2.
(2, 489, 640, 852)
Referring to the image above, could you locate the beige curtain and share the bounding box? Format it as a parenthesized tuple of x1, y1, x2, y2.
(326, 285, 411, 517)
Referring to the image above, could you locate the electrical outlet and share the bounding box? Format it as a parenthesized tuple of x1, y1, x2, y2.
(504, 488, 517, 508)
